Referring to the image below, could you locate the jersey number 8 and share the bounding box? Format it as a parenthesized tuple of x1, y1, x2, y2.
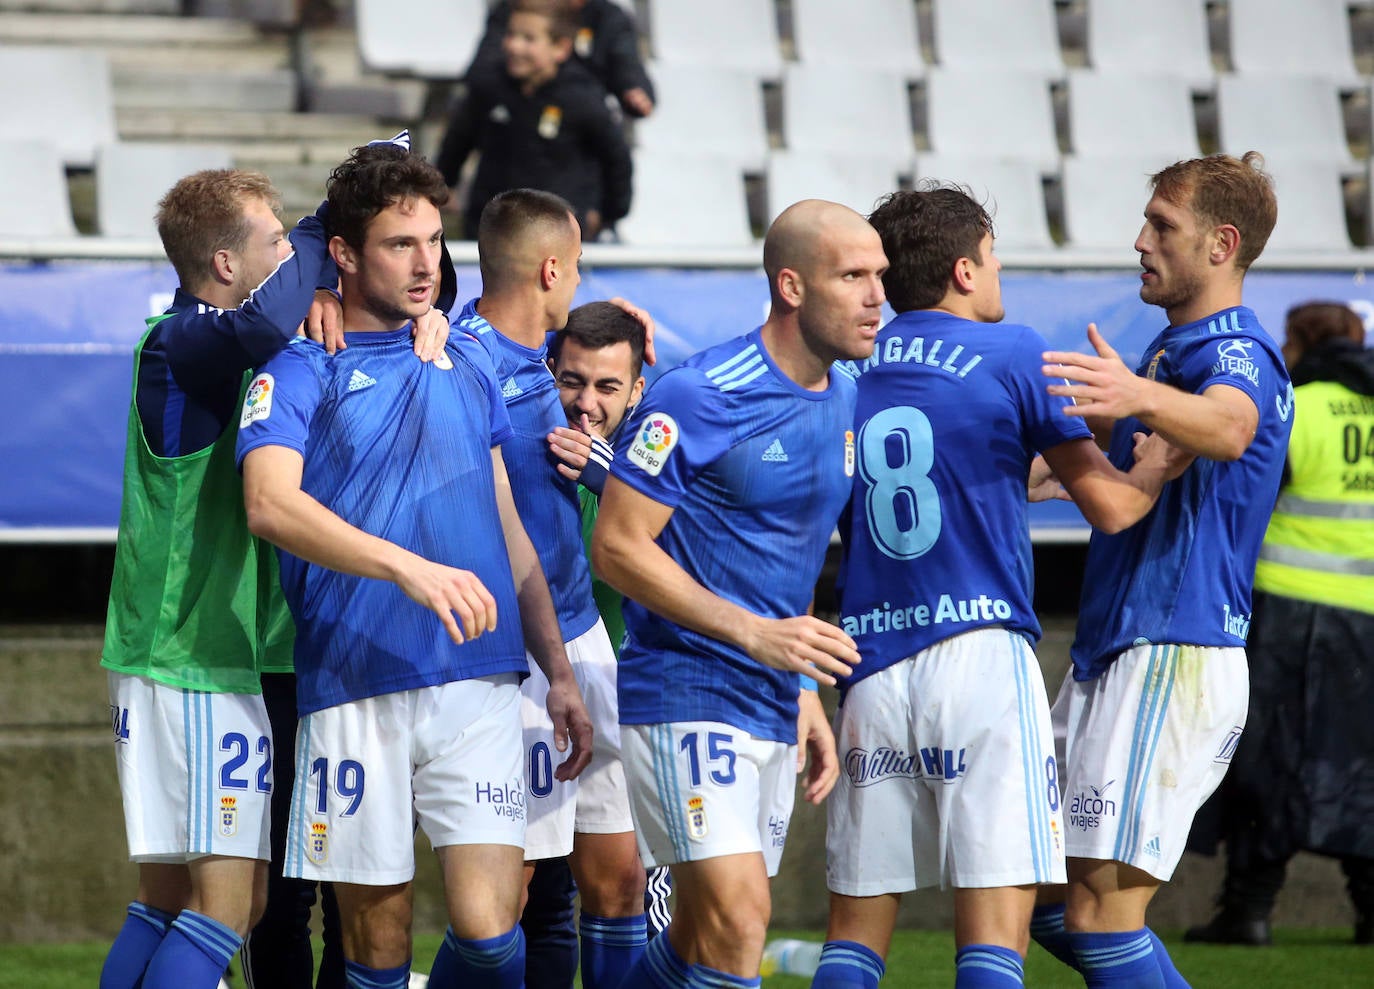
(858, 406, 942, 561)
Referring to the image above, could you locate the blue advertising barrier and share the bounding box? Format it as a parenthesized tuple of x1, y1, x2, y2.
(3, 259, 1372, 539)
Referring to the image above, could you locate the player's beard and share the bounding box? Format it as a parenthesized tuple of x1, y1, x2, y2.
(360, 289, 425, 328)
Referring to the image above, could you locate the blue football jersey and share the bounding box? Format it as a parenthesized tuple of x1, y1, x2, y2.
(612, 330, 858, 743)
(837, 310, 1092, 688)
(235, 325, 526, 714)
(1072, 306, 1294, 679)
(457, 299, 599, 642)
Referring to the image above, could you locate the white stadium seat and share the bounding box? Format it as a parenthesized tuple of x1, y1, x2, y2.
(617, 150, 754, 247)
(765, 150, 904, 224)
(924, 69, 1060, 171)
(1228, 0, 1361, 84)
(633, 62, 769, 170)
(0, 140, 77, 239)
(782, 64, 914, 160)
(1261, 157, 1353, 253)
(930, 0, 1063, 79)
(96, 142, 235, 240)
(1217, 74, 1358, 169)
(1085, 0, 1213, 87)
(912, 154, 1056, 251)
(790, 0, 923, 78)
(0, 46, 115, 169)
(356, 0, 485, 77)
(646, 0, 783, 78)
(1060, 154, 1177, 251)
(1066, 69, 1202, 160)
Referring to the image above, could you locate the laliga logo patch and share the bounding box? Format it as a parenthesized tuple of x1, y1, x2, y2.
(628, 412, 678, 477)
(686, 796, 708, 841)
(219, 796, 238, 838)
(240, 374, 275, 427)
(844, 430, 855, 477)
(307, 821, 329, 864)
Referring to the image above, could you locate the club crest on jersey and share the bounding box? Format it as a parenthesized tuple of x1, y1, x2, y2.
(432, 350, 454, 371)
(538, 105, 563, 140)
(844, 430, 855, 477)
(628, 412, 678, 476)
(1145, 348, 1167, 382)
(686, 796, 708, 840)
(240, 373, 275, 426)
(575, 26, 594, 58)
(218, 796, 238, 838)
(307, 821, 329, 864)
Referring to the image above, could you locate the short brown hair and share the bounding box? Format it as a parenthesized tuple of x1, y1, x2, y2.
(509, 0, 578, 41)
(156, 169, 281, 290)
(868, 185, 994, 313)
(550, 301, 646, 378)
(1285, 300, 1365, 351)
(1150, 152, 1277, 272)
(326, 143, 451, 249)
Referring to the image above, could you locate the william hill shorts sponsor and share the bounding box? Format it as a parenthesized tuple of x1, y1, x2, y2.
(844, 746, 968, 786)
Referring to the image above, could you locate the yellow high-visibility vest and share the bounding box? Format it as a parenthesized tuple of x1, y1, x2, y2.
(1254, 379, 1374, 615)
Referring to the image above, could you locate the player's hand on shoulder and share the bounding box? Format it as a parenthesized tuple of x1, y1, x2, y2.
(1043, 323, 1146, 420)
(1027, 454, 1070, 503)
(411, 306, 451, 363)
(796, 688, 839, 804)
(548, 421, 595, 480)
(743, 615, 858, 687)
(545, 677, 594, 782)
(304, 289, 345, 354)
(394, 558, 498, 645)
(1132, 430, 1194, 481)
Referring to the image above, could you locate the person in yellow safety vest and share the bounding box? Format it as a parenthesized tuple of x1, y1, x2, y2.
(1186, 300, 1374, 946)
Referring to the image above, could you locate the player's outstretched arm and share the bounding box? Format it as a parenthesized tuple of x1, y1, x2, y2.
(593, 477, 858, 686)
(1043, 324, 1258, 461)
(243, 444, 497, 645)
(491, 448, 593, 781)
(796, 688, 839, 804)
(1042, 431, 1194, 534)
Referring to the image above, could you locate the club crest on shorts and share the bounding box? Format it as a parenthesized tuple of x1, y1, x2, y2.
(628, 412, 679, 477)
(844, 430, 855, 477)
(218, 796, 238, 838)
(538, 105, 562, 140)
(686, 796, 708, 840)
(240, 373, 275, 427)
(307, 821, 329, 864)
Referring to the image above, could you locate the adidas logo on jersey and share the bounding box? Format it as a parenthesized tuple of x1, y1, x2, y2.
(761, 439, 788, 462)
(347, 369, 377, 393)
(1144, 836, 1162, 857)
(502, 377, 523, 398)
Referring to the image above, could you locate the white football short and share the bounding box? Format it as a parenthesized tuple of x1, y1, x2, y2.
(522, 619, 634, 861)
(283, 674, 524, 885)
(1051, 643, 1248, 881)
(108, 671, 272, 863)
(622, 721, 796, 875)
(826, 629, 1066, 896)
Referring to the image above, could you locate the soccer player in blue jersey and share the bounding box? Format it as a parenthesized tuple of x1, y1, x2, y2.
(591, 199, 888, 988)
(427, 189, 648, 989)
(236, 143, 592, 989)
(810, 186, 1189, 989)
(1031, 153, 1291, 988)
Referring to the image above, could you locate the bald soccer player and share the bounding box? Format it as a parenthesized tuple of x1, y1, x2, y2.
(592, 201, 889, 988)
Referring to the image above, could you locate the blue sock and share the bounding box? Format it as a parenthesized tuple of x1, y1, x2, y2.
(100, 901, 175, 989)
(1069, 930, 1165, 988)
(1030, 902, 1080, 971)
(580, 912, 648, 989)
(142, 909, 242, 989)
(812, 939, 885, 988)
(955, 944, 1024, 988)
(429, 926, 524, 988)
(343, 959, 410, 989)
(622, 932, 692, 988)
(688, 963, 762, 987)
(522, 857, 579, 987)
(1145, 929, 1190, 988)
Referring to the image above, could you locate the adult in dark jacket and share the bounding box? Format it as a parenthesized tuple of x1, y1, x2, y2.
(435, 0, 633, 241)
(466, 0, 655, 118)
(1186, 300, 1374, 946)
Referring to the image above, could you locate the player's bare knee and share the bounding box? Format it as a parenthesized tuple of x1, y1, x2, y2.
(580, 861, 646, 917)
